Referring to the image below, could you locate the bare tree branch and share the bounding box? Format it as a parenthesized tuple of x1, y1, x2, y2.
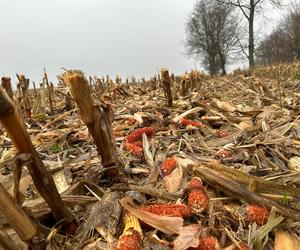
(184, 0, 240, 75)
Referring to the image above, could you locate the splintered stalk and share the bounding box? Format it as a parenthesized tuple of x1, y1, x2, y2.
(0, 183, 38, 245)
(64, 71, 117, 168)
(161, 68, 173, 107)
(16, 74, 31, 118)
(0, 230, 21, 250)
(44, 69, 54, 114)
(96, 77, 105, 98)
(0, 87, 73, 224)
(1, 77, 14, 100)
(32, 81, 37, 98)
(180, 74, 189, 96)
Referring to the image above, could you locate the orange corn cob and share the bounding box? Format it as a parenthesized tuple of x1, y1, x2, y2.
(189, 236, 219, 250)
(125, 142, 143, 157)
(116, 212, 142, 250)
(126, 127, 155, 143)
(246, 205, 269, 225)
(141, 204, 191, 217)
(160, 157, 177, 176)
(215, 148, 232, 158)
(179, 118, 205, 127)
(187, 177, 209, 215)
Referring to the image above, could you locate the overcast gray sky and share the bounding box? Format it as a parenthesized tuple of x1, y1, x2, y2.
(0, 0, 286, 85)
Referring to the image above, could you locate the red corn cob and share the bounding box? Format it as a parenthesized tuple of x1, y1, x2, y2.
(128, 117, 137, 125)
(126, 127, 155, 143)
(116, 229, 141, 250)
(141, 204, 191, 218)
(246, 205, 269, 225)
(160, 157, 177, 177)
(180, 118, 205, 127)
(215, 148, 232, 158)
(189, 236, 220, 250)
(116, 212, 142, 250)
(125, 142, 143, 157)
(187, 177, 209, 214)
(188, 190, 209, 215)
(188, 177, 203, 189)
(215, 130, 230, 138)
(131, 140, 143, 147)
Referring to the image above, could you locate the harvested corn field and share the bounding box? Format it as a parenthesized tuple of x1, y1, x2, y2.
(1, 63, 300, 249)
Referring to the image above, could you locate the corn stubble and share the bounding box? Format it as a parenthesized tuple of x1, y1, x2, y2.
(0, 87, 73, 224)
(63, 71, 117, 169)
(1, 62, 300, 249)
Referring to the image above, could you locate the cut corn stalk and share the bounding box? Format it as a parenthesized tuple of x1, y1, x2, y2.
(0, 87, 74, 224)
(63, 71, 117, 168)
(161, 68, 173, 107)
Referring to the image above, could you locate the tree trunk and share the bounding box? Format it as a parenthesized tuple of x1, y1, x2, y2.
(248, 0, 255, 69)
(219, 52, 227, 75)
(209, 55, 218, 76)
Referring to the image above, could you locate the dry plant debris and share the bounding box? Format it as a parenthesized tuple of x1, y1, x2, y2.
(0, 63, 300, 249)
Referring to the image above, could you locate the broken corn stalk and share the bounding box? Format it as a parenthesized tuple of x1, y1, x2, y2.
(187, 177, 209, 214)
(116, 212, 142, 250)
(141, 204, 191, 218)
(160, 157, 177, 176)
(179, 118, 205, 127)
(125, 127, 155, 143)
(246, 205, 269, 225)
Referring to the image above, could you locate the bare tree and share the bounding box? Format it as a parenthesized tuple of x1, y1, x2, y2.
(256, 1, 300, 65)
(216, 0, 281, 69)
(284, 1, 300, 60)
(185, 0, 239, 75)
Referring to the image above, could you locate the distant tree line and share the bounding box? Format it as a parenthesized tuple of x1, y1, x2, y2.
(184, 0, 283, 75)
(256, 2, 300, 65)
